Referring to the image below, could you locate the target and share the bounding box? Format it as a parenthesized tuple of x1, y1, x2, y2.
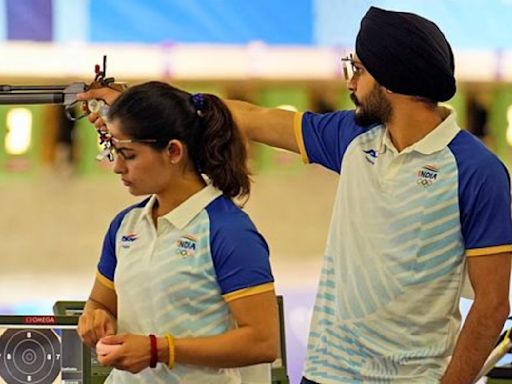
(0, 329, 61, 384)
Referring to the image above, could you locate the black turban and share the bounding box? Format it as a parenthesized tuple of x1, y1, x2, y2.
(355, 7, 456, 102)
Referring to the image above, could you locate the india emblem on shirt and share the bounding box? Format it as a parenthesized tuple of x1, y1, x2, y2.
(176, 234, 197, 257)
(416, 164, 439, 188)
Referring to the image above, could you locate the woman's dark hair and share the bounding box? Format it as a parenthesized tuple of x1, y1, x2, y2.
(108, 81, 250, 199)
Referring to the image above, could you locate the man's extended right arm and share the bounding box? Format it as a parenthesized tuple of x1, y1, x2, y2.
(78, 88, 300, 152)
(214, 99, 299, 152)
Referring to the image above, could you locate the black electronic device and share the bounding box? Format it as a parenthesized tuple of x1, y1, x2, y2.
(53, 301, 111, 384)
(0, 315, 89, 384)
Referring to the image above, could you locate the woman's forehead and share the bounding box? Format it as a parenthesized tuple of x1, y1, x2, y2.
(106, 120, 129, 140)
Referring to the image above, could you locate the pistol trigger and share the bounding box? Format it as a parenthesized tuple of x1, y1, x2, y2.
(65, 103, 85, 121)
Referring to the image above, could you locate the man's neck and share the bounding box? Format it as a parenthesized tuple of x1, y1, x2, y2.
(386, 104, 448, 152)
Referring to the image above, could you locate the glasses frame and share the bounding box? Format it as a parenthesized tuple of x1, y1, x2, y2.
(341, 53, 357, 81)
(110, 138, 159, 145)
(96, 132, 162, 162)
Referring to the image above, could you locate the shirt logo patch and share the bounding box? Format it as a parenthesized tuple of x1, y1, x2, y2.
(417, 164, 439, 188)
(363, 149, 379, 165)
(176, 234, 197, 257)
(121, 233, 138, 248)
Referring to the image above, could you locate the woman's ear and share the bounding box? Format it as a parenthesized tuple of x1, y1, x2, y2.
(167, 140, 184, 164)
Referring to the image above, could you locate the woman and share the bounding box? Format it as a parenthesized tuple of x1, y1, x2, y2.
(77, 81, 278, 383)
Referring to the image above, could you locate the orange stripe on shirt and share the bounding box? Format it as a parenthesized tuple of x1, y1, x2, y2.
(294, 112, 308, 163)
(96, 271, 115, 290)
(223, 283, 275, 302)
(466, 245, 512, 257)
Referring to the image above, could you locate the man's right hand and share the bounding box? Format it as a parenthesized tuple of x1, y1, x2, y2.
(77, 308, 117, 347)
(77, 87, 122, 129)
(78, 87, 121, 106)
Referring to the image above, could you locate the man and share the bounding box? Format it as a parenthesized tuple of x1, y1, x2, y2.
(80, 7, 512, 383)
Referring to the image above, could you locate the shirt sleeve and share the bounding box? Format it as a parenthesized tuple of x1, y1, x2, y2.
(96, 208, 132, 288)
(459, 154, 512, 256)
(210, 214, 274, 302)
(294, 110, 367, 173)
(97, 220, 118, 288)
(96, 199, 149, 287)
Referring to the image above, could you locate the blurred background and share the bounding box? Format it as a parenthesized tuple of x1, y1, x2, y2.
(1, 1, 512, 382)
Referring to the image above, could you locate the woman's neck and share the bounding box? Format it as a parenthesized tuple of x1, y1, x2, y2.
(152, 173, 206, 222)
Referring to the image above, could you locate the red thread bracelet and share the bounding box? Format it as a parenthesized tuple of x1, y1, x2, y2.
(149, 334, 158, 368)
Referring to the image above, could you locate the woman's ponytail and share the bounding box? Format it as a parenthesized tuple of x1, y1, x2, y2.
(194, 93, 251, 199)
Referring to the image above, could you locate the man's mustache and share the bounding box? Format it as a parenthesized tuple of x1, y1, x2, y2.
(350, 93, 360, 106)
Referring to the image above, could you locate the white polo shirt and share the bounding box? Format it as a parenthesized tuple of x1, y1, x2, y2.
(295, 109, 512, 383)
(96, 184, 274, 383)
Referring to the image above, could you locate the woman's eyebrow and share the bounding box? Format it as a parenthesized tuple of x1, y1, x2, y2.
(112, 142, 135, 152)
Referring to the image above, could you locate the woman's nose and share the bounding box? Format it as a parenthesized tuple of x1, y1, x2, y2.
(113, 156, 126, 174)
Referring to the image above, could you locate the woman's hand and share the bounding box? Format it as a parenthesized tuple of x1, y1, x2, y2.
(77, 308, 117, 347)
(96, 334, 162, 374)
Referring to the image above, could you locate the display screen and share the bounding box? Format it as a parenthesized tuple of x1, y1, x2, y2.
(0, 319, 84, 384)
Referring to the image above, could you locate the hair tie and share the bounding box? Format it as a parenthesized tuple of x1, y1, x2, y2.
(191, 93, 205, 117)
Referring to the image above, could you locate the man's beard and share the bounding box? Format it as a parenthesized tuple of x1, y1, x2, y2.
(351, 84, 392, 126)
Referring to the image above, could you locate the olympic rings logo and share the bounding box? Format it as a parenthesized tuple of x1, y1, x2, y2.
(176, 248, 194, 257)
(417, 178, 433, 187)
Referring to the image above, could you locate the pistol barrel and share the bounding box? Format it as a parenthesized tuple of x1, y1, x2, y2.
(0, 92, 65, 105)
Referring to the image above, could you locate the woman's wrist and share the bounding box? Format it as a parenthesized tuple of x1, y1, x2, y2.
(157, 336, 169, 364)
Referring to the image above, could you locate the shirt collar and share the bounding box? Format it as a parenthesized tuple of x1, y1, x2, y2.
(380, 107, 460, 155)
(143, 184, 223, 230)
(379, 127, 392, 154)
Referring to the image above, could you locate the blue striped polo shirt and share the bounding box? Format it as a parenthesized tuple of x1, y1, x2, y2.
(294, 108, 512, 383)
(96, 185, 274, 383)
